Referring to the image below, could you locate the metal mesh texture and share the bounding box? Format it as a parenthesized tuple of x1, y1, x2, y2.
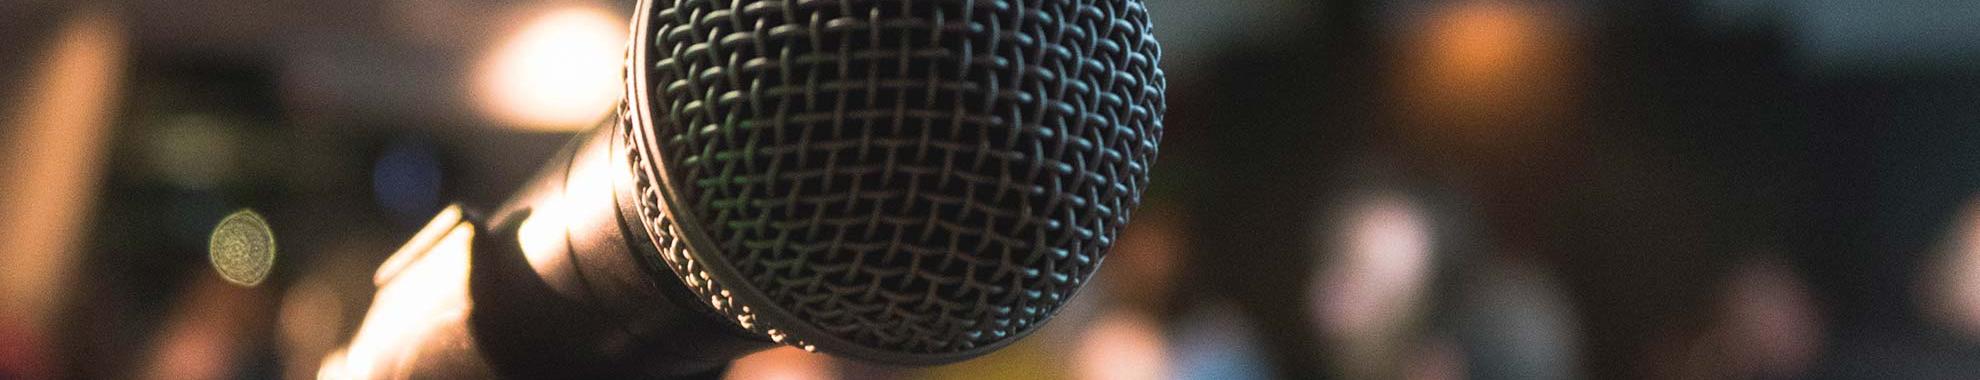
(639, 0, 1164, 356)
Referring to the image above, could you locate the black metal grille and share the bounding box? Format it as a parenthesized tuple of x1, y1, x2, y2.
(642, 0, 1163, 356)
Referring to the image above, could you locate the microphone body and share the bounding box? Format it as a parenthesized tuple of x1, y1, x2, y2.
(325, 0, 1165, 377)
(323, 111, 772, 379)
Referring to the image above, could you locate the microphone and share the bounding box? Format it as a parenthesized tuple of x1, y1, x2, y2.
(323, 0, 1165, 377)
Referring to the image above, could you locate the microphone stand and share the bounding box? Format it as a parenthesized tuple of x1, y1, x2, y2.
(320, 113, 773, 379)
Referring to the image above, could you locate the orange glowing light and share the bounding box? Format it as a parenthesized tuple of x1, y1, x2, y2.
(1075, 311, 1170, 380)
(474, 6, 626, 131)
(0, 6, 126, 342)
(1427, 3, 1535, 88)
(1395, 1, 1576, 151)
(723, 347, 834, 380)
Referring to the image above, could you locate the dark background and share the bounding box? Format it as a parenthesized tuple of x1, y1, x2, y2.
(5, 0, 1980, 379)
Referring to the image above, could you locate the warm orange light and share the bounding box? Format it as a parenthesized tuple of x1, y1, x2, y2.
(474, 6, 626, 131)
(278, 267, 349, 380)
(1075, 311, 1170, 380)
(1428, 3, 1534, 89)
(1395, 1, 1576, 151)
(0, 6, 126, 345)
(723, 347, 834, 380)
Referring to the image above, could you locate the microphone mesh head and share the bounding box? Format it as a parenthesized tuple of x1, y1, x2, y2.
(627, 0, 1163, 362)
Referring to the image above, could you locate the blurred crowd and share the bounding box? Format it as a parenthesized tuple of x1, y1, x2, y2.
(6, 0, 1980, 379)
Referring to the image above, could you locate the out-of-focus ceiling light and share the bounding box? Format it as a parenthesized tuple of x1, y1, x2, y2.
(1394, 1, 1576, 153)
(473, 6, 626, 132)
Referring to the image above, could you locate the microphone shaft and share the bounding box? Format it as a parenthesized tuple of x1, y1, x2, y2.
(323, 115, 770, 379)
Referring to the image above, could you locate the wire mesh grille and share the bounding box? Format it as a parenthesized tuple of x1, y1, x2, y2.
(641, 0, 1164, 356)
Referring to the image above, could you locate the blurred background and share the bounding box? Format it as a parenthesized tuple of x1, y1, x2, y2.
(5, 0, 1980, 379)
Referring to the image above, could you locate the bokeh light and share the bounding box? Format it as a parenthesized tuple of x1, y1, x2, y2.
(1403, 338, 1467, 380)
(723, 347, 834, 380)
(473, 6, 626, 131)
(1075, 311, 1169, 380)
(0, 6, 126, 361)
(1452, 259, 1579, 380)
(1309, 189, 1437, 378)
(372, 138, 444, 221)
(1394, 0, 1577, 152)
(208, 209, 277, 287)
(1925, 198, 1980, 337)
(1312, 193, 1432, 342)
(277, 260, 354, 380)
(1718, 257, 1822, 378)
(1171, 302, 1273, 380)
(143, 114, 244, 190)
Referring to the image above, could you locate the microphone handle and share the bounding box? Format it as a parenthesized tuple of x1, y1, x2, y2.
(322, 113, 772, 379)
